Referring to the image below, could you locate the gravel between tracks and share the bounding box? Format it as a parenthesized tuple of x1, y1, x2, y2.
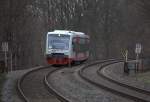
(47, 65, 133, 102)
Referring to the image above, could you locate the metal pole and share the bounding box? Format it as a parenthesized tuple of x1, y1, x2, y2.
(136, 53, 139, 72)
(10, 53, 13, 72)
(14, 54, 17, 68)
(4, 51, 7, 72)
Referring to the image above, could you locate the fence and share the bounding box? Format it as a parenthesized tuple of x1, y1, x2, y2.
(124, 58, 150, 74)
(0, 51, 12, 73)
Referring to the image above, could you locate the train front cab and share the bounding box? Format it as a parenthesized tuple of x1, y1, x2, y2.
(46, 32, 72, 65)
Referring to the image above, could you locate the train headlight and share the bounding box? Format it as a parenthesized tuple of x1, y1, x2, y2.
(48, 46, 52, 49)
(64, 51, 69, 55)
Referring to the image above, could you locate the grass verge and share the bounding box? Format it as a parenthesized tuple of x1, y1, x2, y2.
(137, 71, 150, 84)
(0, 73, 6, 102)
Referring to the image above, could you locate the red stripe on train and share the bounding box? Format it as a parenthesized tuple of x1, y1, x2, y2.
(47, 58, 73, 65)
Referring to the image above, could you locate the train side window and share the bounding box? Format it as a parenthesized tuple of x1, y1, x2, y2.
(79, 38, 85, 44)
(72, 41, 75, 51)
(72, 37, 89, 52)
(72, 38, 77, 51)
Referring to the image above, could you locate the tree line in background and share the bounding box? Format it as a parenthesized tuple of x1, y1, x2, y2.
(0, 0, 150, 69)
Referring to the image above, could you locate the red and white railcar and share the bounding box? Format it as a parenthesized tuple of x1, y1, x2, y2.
(45, 30, 90, 65)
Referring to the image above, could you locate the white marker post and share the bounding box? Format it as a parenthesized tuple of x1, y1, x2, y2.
(135, 43, 142, 72)
(2, 42, 8, 72)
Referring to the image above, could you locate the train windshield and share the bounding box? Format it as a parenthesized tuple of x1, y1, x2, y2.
(48, 34, 70, 50)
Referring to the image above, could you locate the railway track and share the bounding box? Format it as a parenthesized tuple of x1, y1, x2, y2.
(79, 60, 150, 102)
(17, 66, 69, 102)
(18, 60, 150, 102)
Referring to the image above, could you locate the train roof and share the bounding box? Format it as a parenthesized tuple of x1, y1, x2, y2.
(47, 30, 89, 38)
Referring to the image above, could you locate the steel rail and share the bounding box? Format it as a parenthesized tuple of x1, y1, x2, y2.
(44, 67, 70, 102)
(17, 66, 52, 102)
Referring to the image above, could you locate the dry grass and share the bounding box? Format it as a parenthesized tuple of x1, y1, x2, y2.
(137, 71, 150, 84)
